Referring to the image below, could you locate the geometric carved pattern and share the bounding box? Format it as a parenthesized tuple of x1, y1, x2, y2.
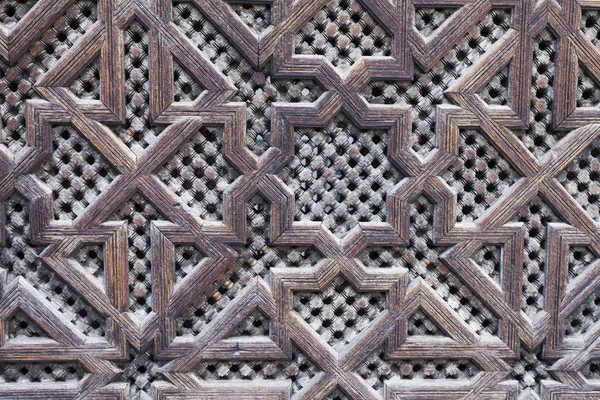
(292, 275, 387, 349)
(36, 125, 118, 220)
(69, 56, 101, 100)
(294, 0, 393, 73)
(442, 128, 521, 222)
(479, 63, 510, 106)
(414, 7, 458, 38)
(4, 0, 600, 398)
(278, 113, 404, 237)
(228, 2, 272, 34)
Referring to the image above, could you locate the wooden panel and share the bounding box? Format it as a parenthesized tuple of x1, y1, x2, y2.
(1, 0, 600, 398)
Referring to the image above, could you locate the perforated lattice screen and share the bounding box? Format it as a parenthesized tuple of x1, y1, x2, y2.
(2, 0, 600, 399)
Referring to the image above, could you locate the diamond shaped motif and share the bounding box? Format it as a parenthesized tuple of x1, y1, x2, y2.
(156, 126, 240, 221)
(442, 129, 521, 223)
(36, 125, 118, 221)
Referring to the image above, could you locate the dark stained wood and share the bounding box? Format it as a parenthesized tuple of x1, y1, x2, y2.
(1, 0, 600, 398)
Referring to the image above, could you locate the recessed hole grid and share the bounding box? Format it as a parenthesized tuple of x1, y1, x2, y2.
(293, 275, 386, 349)
(278, 114, 404, 238)
(414, 7, 457, 37)
(36, 125, 118, 221)
(442, 129, 520, 223)
(359, 197, 499, 336)
(109, 193, 166, 317)
(195, 345, 321, 395)
(362, 9, 512, 157)
(356, 346, 479, 395)
(156, 126, 240, 221)
(112, 20, 165, 153)
(228, 1, 272, 34)
(513, 28, 561, 157)
(514, 197, 560, 318)
(177, 195, 321, 336)
(558, 137, 600, 224)
(0, 0, 98, 153)
(173, 2, 323, 156)
(294, 0, 392, 73)
(69, 57, 100, 100)
(0, 0, 38, 28)
(0, 193, 105, 336)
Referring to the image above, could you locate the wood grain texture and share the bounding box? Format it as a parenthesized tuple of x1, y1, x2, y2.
(1, 0, 600, 398)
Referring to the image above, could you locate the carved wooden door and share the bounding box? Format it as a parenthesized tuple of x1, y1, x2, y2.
(1, 0, 600, 398)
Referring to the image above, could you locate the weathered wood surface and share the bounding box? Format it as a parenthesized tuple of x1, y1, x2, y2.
(1, 0, 600, 398)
